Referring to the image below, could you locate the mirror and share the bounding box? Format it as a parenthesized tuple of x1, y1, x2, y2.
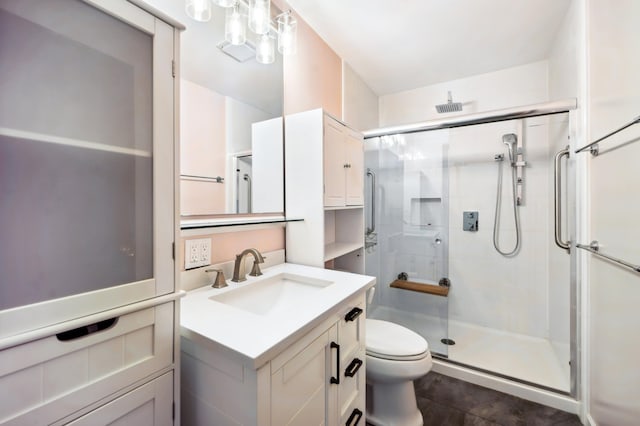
(168, 1, 284, 219)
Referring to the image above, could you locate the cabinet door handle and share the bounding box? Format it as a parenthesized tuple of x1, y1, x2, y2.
(56, 317, 118, 342)
(344, 357, 363, 377)
(330, 341, 340, 384)
(344, 307, 363, 322)
(346, 408, 363, 426)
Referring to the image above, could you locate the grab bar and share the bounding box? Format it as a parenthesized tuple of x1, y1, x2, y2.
(575, 115, 640, 155)
(554, 146, 570, 252)
(576, 241, 640, 273)
(366, 168, 376, 235)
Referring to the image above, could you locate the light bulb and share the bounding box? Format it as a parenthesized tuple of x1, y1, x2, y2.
(277, 12, 297, 55)
(256, 34, 275, 64)
(212, 0, 234, 6)
(225, 3, 246, 45)
(249, 0, 270, 35)
(186, 0, 212, 22)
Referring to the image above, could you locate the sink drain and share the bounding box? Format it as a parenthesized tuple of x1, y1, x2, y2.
(440, 338, 456, 346)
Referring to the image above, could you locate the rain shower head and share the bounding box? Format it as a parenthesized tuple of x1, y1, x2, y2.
(435, 91, 463, 113)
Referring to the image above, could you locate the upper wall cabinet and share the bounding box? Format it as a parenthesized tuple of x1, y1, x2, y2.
(285, 109, 365, 274)
(324, 115, 364, 207)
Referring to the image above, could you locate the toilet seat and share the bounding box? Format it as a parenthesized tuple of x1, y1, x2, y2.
(366, 319, 429, 361)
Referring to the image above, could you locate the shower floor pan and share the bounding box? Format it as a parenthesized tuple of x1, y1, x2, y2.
(368, 306, 570, 393)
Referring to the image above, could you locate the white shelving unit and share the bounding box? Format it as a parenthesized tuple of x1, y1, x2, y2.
(285, 109, 365, 274)
(0, 1, 182, 423)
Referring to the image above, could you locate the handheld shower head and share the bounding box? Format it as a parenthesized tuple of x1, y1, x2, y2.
(502, 133, 517, 146)
(502, 133, 517, 163)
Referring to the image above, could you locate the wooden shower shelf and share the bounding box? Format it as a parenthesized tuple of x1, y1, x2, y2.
(390, 280, 449, 297)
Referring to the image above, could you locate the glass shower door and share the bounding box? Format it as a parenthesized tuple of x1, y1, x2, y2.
(365, 130, 451, 357)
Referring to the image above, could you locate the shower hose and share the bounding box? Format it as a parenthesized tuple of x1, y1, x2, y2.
(493, 157, 521, 256)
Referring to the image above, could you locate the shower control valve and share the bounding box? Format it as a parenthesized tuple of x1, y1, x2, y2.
(463, 211, 479, 232)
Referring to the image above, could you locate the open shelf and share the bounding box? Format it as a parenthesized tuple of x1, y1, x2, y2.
(324, 242, 363, 262)
(0, 127, 151, 158)
(323, 208, 364, 273)
(181, 216, 303, 230)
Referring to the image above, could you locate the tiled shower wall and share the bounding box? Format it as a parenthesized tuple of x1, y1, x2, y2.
(447, 115, 569, 338)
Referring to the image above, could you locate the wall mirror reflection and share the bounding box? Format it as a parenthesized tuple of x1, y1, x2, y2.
(170, 0, 285, 219)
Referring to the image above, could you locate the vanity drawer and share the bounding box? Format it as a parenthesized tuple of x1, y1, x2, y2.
(338, 295, 366, 361)
(0, 301, 174, 425)
(339, 348, 365, 423)
(340, 384, 365, 426)
(65, 372, 173, 426)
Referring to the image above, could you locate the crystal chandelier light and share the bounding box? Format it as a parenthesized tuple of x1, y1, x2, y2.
(185, 0, 297, 65)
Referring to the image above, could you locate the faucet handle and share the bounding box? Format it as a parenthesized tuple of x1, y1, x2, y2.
(205, 268, 228, 288)
(249, 261, 262, 277)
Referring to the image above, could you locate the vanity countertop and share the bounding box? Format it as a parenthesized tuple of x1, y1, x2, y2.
(180, 263, 375, 369)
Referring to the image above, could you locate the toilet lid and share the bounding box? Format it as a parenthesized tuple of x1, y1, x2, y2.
(366, 319, 429, 360)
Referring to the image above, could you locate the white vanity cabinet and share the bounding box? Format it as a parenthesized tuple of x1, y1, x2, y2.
(181, 293, 367, 426)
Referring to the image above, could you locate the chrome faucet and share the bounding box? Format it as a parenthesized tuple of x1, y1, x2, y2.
(231, 248, 265, 282)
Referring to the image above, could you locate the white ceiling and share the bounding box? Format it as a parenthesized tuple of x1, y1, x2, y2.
(286, 0, 572, 95)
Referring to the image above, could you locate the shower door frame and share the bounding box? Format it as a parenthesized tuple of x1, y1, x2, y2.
(363, 99, 580, 400)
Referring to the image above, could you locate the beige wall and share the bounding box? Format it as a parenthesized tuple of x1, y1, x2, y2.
(180, 80, 226, 215)
(342, 62, 379, 131)
(283, 9, 342, 118)
(180, 227, 285, 271)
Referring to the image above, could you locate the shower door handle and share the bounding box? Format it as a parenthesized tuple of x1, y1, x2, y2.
(366, 168, 376, 235)
(554, 146, 570, 252)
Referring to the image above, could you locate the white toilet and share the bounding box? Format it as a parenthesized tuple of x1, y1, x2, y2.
(365, 319, 432, 426)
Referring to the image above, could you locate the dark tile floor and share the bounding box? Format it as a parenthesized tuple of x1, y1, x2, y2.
(413, 373, 582, 426)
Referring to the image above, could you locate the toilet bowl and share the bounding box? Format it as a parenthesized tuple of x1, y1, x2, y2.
(365, 319, 432, 426)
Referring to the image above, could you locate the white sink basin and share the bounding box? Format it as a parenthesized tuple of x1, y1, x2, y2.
(210, 273, 334, 316)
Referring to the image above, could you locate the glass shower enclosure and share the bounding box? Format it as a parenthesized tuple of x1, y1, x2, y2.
(365, 111, 573, 393)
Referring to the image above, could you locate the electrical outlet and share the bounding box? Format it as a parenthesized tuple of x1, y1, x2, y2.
(199, 238, 211, 265)
(185, 238, 212, 269)
(185, 240, 199, 269)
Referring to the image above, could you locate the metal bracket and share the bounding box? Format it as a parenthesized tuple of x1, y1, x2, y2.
(590, 144, 599, 156)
